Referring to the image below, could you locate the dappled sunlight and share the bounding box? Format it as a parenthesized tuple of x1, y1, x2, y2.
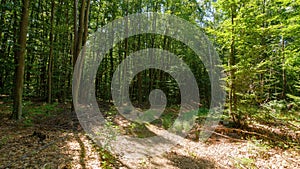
(64, 133, 102, 168)
(1, 0, 300, 168)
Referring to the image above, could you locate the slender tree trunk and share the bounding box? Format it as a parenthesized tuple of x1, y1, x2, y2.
(11, 8, 18, 97)
(109, 20, 114, 103)
(282, 35, 286, 100)
(25, 3, 35, 94)
(137, 34, 142, 104)
(75, 0, 86, 61)
(229, 4, 238, 125)
(73, 0, 89, 106)
(40, 0, 47, 99)
(0, 0, 6, 91)
(260, 0, 267, 103)
(72, 0, 79, 109)
(80, 0, 90, 102)
(48, 0, 55, 103)
(0, 0, 5, 42)
(122, 1, 129, 103)
(149, 5, 158, 94)
(73, 0, 78, 67)
(12, 0, 30, 120)
(83, 0, 90, 46)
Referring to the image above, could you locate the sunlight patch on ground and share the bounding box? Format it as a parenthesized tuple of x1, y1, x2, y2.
(64, 133, 102, 168)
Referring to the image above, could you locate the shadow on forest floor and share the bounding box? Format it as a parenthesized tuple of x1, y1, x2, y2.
(0, 101, 123, 168)
(166, 153, 217, 169)
(0, 101, 299, 168)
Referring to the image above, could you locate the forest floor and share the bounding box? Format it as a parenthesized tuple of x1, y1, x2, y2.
(0, 101, 299, 169)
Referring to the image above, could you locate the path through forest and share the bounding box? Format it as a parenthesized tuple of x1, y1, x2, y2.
(0, 106, 299, 169)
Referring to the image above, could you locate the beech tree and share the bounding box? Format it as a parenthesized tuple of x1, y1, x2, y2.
(206, 0, 300, 125)
(12, 0, 30, 120)
(0, 0, 297, 124)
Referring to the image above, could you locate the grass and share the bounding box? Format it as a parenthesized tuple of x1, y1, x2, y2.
(21, 101, 63, 126)
(234, 157, 256, 169)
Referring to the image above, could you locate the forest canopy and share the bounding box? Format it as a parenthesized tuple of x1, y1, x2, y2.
(0, 0, 298, 124)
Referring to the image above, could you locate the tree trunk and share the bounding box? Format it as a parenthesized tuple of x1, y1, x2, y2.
(73, 0, 78, 67)
(83, 0, 90, 46)
(48, 0, 55, 103)
(74, 0, 86, 61)
(0, 0, 6, 91)
(137, 34, 143, 104)
(12, 0, 30, 120)
(73, 0, 89, 106)
(282, 35, 286, 100)
(229, 4, 238, 125)
(79, 0, 90, 103)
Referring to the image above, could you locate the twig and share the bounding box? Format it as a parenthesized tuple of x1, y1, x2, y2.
(201, 129, 246, 142)
(218, 127, 290, 144)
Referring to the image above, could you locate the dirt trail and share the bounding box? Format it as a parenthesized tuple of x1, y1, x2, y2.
(0, 108, 299, 169)
(117, 126, 300, 169)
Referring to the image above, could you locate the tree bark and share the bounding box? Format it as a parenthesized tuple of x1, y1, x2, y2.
(74, 0, 86, 61)
(282, 35, 286, 100)
(83, 0, 90, 46)
(12, 0, 30, 120)
(73, 0, 78, 67)
(0, 0, 6, 91)
(229, 4, 238, 125)
(48, 0, 55, 103)
(73, 0, 90, 106)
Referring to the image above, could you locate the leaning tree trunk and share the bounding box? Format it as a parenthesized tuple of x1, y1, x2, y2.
(12, 0, 30, 120)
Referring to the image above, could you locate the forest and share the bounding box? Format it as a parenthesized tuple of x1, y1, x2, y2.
(0, 0, 299, 168)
